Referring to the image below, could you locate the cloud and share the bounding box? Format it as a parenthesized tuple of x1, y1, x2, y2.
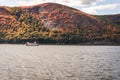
(81, 3, 120, 14)
(0, 0, 104, 7)
(81, 0, 103, 5)
(1, 0, 119, 15)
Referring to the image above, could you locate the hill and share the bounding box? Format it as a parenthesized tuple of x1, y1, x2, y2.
(0, 3, 120, 44)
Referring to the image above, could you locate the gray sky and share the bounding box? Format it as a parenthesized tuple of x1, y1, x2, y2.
(0, 0, 120, 15)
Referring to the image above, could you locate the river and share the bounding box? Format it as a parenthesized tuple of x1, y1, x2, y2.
(0, 45, 120, 80)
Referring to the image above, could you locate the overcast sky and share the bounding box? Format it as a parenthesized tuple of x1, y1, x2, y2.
(0, 0, 120, 15)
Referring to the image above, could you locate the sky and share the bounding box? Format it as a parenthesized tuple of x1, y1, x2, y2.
(0, 0, 120, 15)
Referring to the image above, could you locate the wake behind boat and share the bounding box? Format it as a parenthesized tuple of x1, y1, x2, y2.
(25, 41, 39, 46)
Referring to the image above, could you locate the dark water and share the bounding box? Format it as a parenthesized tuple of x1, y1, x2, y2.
(0, 45, 120, 80)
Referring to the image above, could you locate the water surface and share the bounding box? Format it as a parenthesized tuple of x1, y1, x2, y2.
(0, 45, 120, 80)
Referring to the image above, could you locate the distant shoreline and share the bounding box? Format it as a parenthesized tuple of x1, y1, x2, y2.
(0, 40, 120, 46)
(0, 43, 120, 46)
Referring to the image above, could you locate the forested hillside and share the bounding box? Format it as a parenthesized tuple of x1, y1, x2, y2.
(0, 3, 120, 44)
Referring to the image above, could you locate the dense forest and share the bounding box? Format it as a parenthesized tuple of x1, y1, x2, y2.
(0, 3, 120, 44)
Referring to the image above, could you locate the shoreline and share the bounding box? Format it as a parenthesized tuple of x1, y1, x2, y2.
(0, 40, 120, 46)
(0, 43, 120, 46)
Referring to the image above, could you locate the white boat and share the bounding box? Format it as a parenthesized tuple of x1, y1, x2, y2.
(25, 41, 39, 46)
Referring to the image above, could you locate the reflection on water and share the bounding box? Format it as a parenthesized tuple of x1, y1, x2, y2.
(0, 45, 120, 80)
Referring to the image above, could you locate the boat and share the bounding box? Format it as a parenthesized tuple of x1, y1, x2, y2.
(25, 41, 39, 46)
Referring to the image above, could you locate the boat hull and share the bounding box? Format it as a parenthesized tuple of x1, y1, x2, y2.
(25, 43, 39, 46)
